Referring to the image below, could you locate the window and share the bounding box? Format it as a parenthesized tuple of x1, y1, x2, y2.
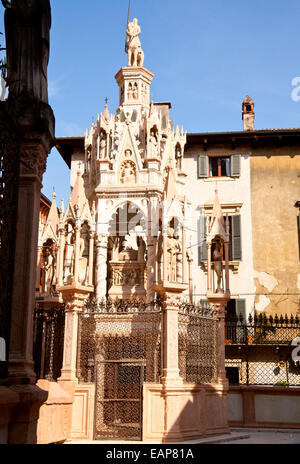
(209, 157, 230, 177)
(198, 154, 241, 178)
(198, 214, 242, 263)
(226, 367, 239, 385)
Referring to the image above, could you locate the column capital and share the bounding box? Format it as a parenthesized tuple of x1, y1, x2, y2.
(20, 142, 48, 180)
(95, 234, 108, 247)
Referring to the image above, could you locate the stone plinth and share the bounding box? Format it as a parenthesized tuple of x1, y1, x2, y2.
(36, 379, 73, 444)
(57, 284, 94, 391)
(143, 383, 229, 442)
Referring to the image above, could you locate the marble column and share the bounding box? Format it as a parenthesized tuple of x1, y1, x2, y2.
(207, 300, 229, 387)
(182, 225, 187, 284)
(57, 227, 65, 287)
(88, 232, 95, 287)
(146, 236, 155, 302)
(207, 242, 212, 292)
(95, 235, 108, 300)
(161, 295, 183, 386)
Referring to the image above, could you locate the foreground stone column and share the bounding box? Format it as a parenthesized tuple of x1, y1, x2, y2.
(7, 103, 54, 385)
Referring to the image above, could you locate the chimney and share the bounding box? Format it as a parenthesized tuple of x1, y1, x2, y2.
(242, 95, 255, 131)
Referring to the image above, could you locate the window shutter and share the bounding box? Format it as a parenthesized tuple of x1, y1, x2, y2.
(131, 110, 138, 122)
(230, 154, 241, 177)
(235, 299, 246, 321)
(198, 215, 207, 262)
(231, 215, 242, 261)
(198, 155, 209, 178)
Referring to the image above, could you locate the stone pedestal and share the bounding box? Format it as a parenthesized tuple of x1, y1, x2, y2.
(57, 284, 94, 395)
(207, 292, 230, 386)
(152, 281, 187, 441)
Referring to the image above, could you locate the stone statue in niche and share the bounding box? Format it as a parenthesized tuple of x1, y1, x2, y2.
(133, 82, 138, 100)
(120, 160, 136, 184)
(42, 245, 55, 294)
(213, 240, 223, 293)
(126, 18, 144, 67)
(64, 229, 75, 284)
(2, 0, 51, 103)
(99, 135, 106, 159)
(127, 82, 133, 100)
(175, 144, 182, 170)
(149, 129, 158, 157)
(167, 227, 180, 282)
(78, 225, 89, 284)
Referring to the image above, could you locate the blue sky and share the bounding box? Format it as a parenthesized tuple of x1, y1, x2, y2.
(1, 0, 300, 204)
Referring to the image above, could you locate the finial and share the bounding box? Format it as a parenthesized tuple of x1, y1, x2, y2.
(105, 96, 108, 105)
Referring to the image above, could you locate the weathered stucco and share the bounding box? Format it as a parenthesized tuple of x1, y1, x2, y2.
(251, 152, 300, 315)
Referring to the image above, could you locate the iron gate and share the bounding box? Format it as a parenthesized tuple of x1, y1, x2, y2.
(95, 360, 145, 440)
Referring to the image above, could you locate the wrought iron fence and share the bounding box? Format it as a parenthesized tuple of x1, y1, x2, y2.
(78, 297, 162, 440)
(225, 313, 300, 386)
(33, 304, 65, 381)
(178, 301, 219, 384)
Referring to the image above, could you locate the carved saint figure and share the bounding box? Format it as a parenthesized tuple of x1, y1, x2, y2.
(42, 246, 55, 294)
(2, 0, 51, 102)
(149, 129, 158, 157)
(99, 135, 106, 159)
(167, 227, 180, 282)
(78, 225, 89, 284)
(213, 240, 223, 293)
(64, 229, 75, 284)
(120, 160, 136, 184)
(126, 18, 144, 67)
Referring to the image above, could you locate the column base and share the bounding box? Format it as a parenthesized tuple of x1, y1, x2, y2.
(161, 369, 183, 388)
(7, 360, 36, 386)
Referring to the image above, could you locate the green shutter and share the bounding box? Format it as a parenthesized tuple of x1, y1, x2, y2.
(231, 154, 241, 177)
(235, 299, 246, 321)
(198, 215, 207, 262)
(231, 215, 242, 261)
(198, 155, 209, 178)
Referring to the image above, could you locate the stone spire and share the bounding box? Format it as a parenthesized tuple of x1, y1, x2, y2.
(46, 192, 59, 231)
(40, 192, 60, 243)
(208, 189, 226, 243)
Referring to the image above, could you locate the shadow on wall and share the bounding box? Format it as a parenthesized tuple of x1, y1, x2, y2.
(0, 384, 49, 444)
(143, 383, 229, 443)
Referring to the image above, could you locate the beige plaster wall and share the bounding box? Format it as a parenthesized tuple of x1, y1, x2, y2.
(250, 151, 300, 315)
(183, 146, 256, 315)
